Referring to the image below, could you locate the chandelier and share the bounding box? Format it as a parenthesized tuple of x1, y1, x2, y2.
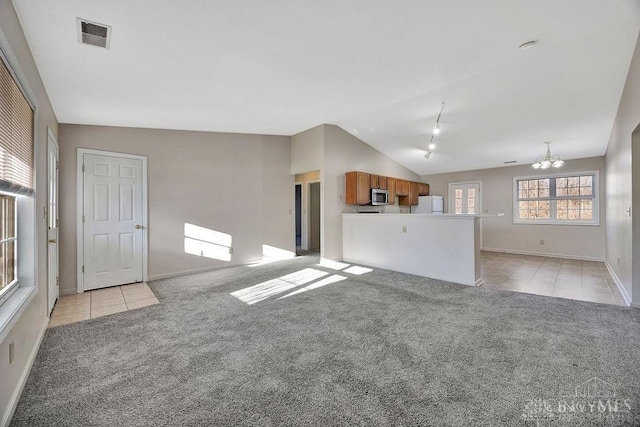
(532, 141, 564, 169)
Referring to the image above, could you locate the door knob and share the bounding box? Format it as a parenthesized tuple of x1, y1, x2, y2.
(48, 239, 57, 243)
(135, 224, 142, 229)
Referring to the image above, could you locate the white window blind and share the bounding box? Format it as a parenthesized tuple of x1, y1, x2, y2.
(0, 56, 34, 194)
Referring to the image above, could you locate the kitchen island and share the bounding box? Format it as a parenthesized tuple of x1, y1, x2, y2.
(342, 214, 481, 286)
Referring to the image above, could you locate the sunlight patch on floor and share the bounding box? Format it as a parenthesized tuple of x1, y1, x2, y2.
(279, 274, 347, 299)
(248, 244, 296, 267)
(231, 268, 328, 305)
(343, 265, 373, 275)
(318, 259, 351, 271)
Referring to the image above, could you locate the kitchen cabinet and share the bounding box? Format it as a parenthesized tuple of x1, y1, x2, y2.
(418, 183, 429, 196)
(399, 181, 419, 206)
(345, 172, 424, 206)
(370, 175, 387, 190)
(345, 171, 371, 205)
(387, 177, 395, 205)
(396, 179, 409, 196)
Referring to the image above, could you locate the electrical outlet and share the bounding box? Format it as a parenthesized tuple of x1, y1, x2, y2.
(484, 209, 488, 214)
(402, 226, 407, 233)
(539, 240, 545, 245)
(9, 340, 14, 364)
(617, 257, 620, 265)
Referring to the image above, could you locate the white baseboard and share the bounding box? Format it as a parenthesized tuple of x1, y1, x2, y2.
(603, 259, 632, 307)
(481, 247, 605, 262)
(1, 318, 48, 427)
(147, 259, 262, 282)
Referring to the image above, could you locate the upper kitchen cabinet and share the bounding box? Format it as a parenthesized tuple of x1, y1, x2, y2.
(346, 171, 371, 205)
(418, 183, 430, 196)
(371, 175, 387, 190)
(387, 178, 396, 205)
(399, 181, 419, 206)
(396, 179, 409, 196)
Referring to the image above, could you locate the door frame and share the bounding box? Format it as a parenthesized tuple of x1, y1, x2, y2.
(447, 181, 482, 215)
(47, 127, 59, 314)
(76, 148, 148, 293)
(294, 182, 303, 249)
(448, 180, 483, 248)
(306, 180, 321, 251)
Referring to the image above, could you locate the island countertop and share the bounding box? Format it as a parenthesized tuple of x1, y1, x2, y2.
(342, 213, 482, 286)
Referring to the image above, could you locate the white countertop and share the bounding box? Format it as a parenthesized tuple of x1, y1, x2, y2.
(342, 213, 481, 220)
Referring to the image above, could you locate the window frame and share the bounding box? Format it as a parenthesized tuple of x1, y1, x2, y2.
(0, 193, 18, 306)
(512, 170, 600, 226)
(0, 25, 39, 342)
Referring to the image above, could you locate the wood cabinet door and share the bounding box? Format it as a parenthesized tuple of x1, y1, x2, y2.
(378, 176, 387, 190)
(387, 178, 395, 205)
(370, 174, 379, 189)
(396, 179, 408, 196)
(409, 182, 419, 205)
(356, 172, 371, 204)
(346, 171, 371, 205)
(418, 183, 429, 196)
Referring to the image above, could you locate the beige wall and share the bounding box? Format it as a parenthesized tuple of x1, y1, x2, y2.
(423, 157, 606, 260)
(322, 125, 420, 260)
(291, 125, 323, 175)
(0, 0, 59, 422)
(58, 124, 293, 293)
(605, 30, 640, 305)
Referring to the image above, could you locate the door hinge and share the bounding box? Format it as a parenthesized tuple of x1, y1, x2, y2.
(82, 215, 85, 223)
(82, 164, 85, 173)
(56, 218, 59, 227)
(82, 266, 85, 273)
(44, 206, 48, 220)
(56, 160, 59, 170)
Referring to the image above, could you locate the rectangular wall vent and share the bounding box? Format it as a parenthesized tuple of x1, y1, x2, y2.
(77, 18, 111, 49)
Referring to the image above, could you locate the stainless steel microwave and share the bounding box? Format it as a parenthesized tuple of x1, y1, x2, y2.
(371, 188, 389, 205)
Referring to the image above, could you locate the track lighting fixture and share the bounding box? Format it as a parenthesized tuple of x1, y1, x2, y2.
(433, 102, 444, 135)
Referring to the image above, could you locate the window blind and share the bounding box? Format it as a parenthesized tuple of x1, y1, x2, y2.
(0, 55, 34, 194)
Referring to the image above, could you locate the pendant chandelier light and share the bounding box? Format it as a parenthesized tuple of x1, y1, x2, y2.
(532, 141, 564, 169)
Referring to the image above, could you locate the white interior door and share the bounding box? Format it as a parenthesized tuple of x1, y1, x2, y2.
(449, 182, 481, 214)
(47, 130, 59, 314)
(82, 153, 144, 290)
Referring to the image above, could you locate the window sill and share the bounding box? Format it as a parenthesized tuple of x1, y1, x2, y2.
(0, 285, 37, 343)
(513, 221, 600, 226)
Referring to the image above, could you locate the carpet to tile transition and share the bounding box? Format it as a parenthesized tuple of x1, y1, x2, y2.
(10, 256, 640, 426)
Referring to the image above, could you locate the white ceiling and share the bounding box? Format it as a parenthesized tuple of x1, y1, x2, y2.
(12, 0, 640, 175)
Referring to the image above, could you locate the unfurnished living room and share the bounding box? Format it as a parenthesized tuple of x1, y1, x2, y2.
(1, 1, 640, 426)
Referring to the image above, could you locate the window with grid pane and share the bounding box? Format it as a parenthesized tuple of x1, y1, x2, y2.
(514, 172, 598, 225)
(0, 50, 34, 306)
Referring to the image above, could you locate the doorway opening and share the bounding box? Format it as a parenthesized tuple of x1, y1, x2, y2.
(294, 171, 321, 256)
(295, 183, 302, 248)
(309, 182, 321, 253)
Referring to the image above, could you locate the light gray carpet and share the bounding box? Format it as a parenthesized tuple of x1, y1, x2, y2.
(11, 256, 640, 426)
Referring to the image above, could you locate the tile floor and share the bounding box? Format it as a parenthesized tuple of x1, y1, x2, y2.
(481, 252, 626, 306)
(48, 282, 159, 328)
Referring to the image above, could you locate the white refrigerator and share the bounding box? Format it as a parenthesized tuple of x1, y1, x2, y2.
(413, 195, 444, 214)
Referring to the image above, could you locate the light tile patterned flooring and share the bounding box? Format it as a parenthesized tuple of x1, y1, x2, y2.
(481, 252, 626, 306)
(48, 283, 159, 328)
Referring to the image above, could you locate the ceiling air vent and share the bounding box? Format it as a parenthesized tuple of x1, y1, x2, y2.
(77, 18, 111, 49)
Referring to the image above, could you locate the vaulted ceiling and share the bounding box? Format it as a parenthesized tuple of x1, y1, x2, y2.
(12, 0, 640, 174)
